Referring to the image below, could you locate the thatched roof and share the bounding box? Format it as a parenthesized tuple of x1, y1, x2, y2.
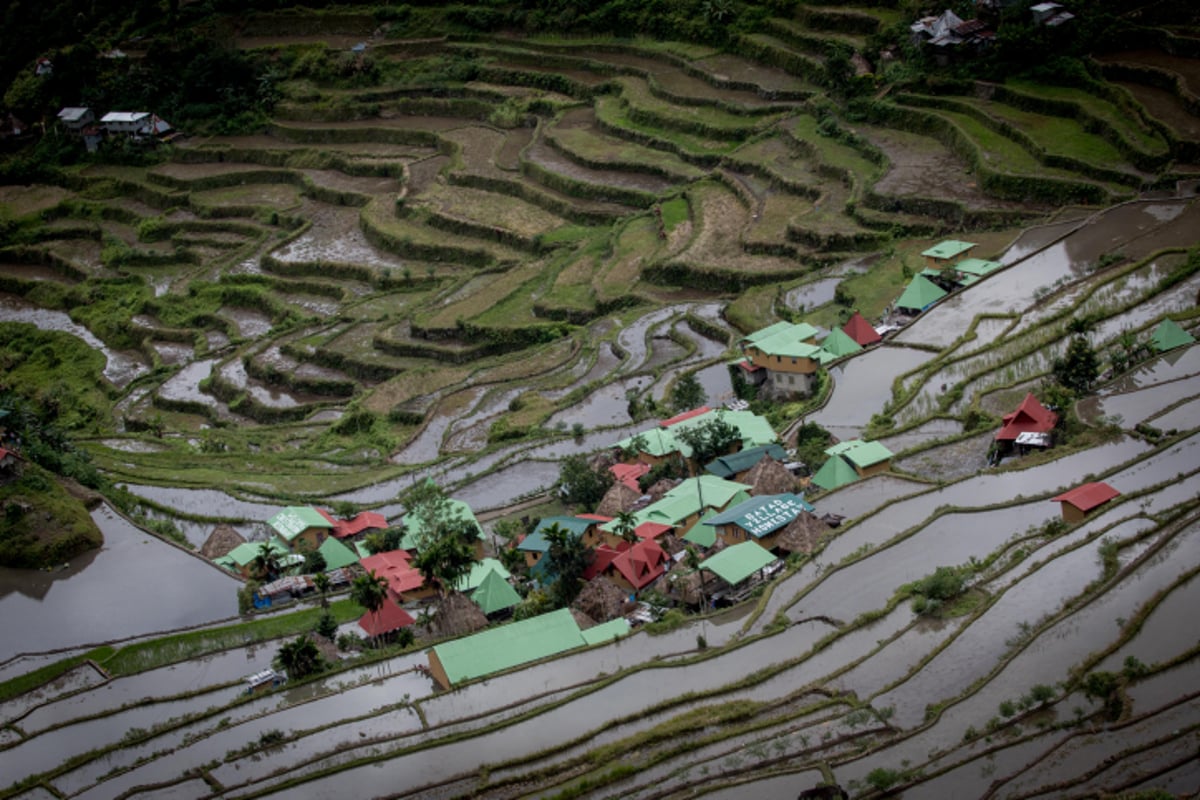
(201, 524, 245, 560)
(645, 478, 679, 503)
(658, 533, 688, 556)
(744, 457, 798, 497)
(774, 511, 830, 554)
(573, 576, 630, 623)
(427, 591, 488, 639)
(658, 563, 711, 606)
(596, 481, 641, 517)
(570, 607, 598, 630)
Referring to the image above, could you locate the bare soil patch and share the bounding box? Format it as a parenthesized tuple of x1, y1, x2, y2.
(1098, 50, 1200, 97)
(0, 185, 70, 218)
(1113, 81, 1200, 141)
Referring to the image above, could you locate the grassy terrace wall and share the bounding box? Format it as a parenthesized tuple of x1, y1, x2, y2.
(865, 102, 1114, 204)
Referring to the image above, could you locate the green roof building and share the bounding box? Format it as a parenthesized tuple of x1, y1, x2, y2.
(428, 607, 588, 689)
(700, 541, 778, 585)
(818, 328, 864, 360)
(705, 443, 789, 479)
(896, 274, 948, 314)
(1150, 318, 1195, 353)
(614, 409, 777, 462)
(810, 455, 860, 491)
(826, 439, 894, 472)
(318, 536, 360, 571)
(954, 258, 1002, 286)
(921, 240, 976, 267)
(581, 618, 631, 645)
(401, 498, 484, 553)
(216, 539, 290, 577)
(470, 568, 522, 616)
(267, 507, 333, 552)
(455, 558, 513, 592)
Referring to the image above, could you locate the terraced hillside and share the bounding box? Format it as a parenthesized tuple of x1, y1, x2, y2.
(2, 4, 1200, 798)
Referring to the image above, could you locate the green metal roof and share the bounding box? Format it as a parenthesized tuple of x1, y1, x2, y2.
(683, 509, 719, 547)
(921, 240, 976, 260)
(268, 507, 333, 542)
(581, 618, 631, 645)
(825, 439, 893, 469)
(430, 607, 585, 686)
(519, 517, 589, 553)
(218, 539, 290, 568)
(700, 541, 778, 585)
(819, 328, 863, 359)
(743, 320, 818, 345)
(614, 409, 777, 460)
(895, 275, 948, 312)
(471, 568, 522, 615)
(455, 558, 513, 591)
(704, 443, 789, 478)
(810, 456, 859, 491)
(954, 258, 1002, 277)
(401, 498, 483, 551)
(703, 493, 814, 538)
(317, 537, 359, 571)
(1151, 318, 1195, 352)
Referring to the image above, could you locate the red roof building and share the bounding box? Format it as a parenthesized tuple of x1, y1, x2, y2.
(659, 406, 712, 428)
(635, 521, 672, 541)
(611, 462, 651, 491)
(359, 550, 431, 601)
(357, 601, 415, 638)
(317, 509, 389, 539)
(609, 540, 670, 593)
(1051, 482, 1120, 523)
(842, 312, 882, 347)
(584, 543, 626, 581)
(995, 393, 1058, 442)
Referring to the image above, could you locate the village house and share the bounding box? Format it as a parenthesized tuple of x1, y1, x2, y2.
(895, 273, 948, 315)
(613, 407, 778, 470)
(816, 328, 863, 363)
(1150, 318, 1195, 353)
(701, 493, 816, 552)
(953, 258, 1003, 287)
(359, 549, 435, 603)
(1052, 482, 1120, 523)
(316, 536, 360, 572)
(426, 607, 629, 690)
(810, 440, 894, 491)
(358, 601, 415, 642)
(315, 508, 388, 542)
(604, 475, 751, 539)
(994, 393, 1058, 455)
(698, 541, 781, 606)
(268, 506, 333, 553)
(922, 240, 977, 270)
(704, 443, 790, 482)
(100, 111, 151, 135)
(57, 107, 95, 134)
(843, 311, 882, 347)
(467, 567, 522, 618)
(739, 321, 823, 397)
(518, 515, 606, 568)
(606, 539, 671, 596)
(215, 539, 291, 579)
(1031, 2, 1074, 26)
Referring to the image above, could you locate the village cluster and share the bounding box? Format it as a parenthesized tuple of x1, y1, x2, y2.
(197, 236, 1199, 693)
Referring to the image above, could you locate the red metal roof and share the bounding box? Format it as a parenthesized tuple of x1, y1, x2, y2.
(842, 312, 882, 347)
(634, 521, 672, 540)
(577, 513, 613, 523)
(995, 393, 1058, 441)
(659, 406, 711, 428)
(1051, 482, 1120, 512)
(610, 540, 669, 590)
(317, 508, 389, 538)
(611, 462, 650, 491)
(357, 602, 414, 637)
(584, 544, 624, 581)
(359, 550, 423, 597)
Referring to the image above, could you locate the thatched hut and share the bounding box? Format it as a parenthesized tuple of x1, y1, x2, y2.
(774, 512, 830, 555)
(658, 563, 712, 607)
(427, 591, 487, 639)
(596, 481, 641, 517)
(573, 576, 629, 622)
(744, 457, 798, 497)
(570, 607, 598, 631)
(201, 524, 245, 560)
(645, 478, 679, 503)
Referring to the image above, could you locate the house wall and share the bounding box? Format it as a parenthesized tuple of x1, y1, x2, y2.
(400, 585, 437, 603)
(427, 650, 452, 690)
(523, 551, 542, 569)
(289, 528, 326, 553)
(582, 527, 602, 549)
(767, 370, 815, 397)
(746, 346, 818, 374)
(1060, 504, 1086, 524)
(607, 569, 635, 594)
(472, 540, 485, 561)
(855, 460, 891, 479)
(717, 524, 753, 549)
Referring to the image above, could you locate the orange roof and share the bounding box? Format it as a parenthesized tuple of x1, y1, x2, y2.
(317, 508, 389, 538)
(634, 521, 672, 540)
(843, 312, 882, 347)
(659, 406, 711, 428)
(577, 513, 613, 523)
(611, 462, 650, 491)
(357, 602, 414, 637)
(610, 540, 669, 590)
(1051, 482, 1120, 512)
(995, 393, 1058, 441)
(584, 544, 625, 580)
(359, 550, 423, 597)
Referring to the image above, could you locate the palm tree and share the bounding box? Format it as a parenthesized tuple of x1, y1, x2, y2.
(350, 569, 388, 647)
(313, 572, 331, 610)
(275, 635, 323, 680)
(614, 511, 638, 545)
(253, 541, 282, 581)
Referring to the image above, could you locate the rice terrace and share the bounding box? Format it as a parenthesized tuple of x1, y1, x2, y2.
(1, 0, 1199, 797)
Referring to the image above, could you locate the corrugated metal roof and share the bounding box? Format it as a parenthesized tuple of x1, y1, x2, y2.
(700, 541, 778, 585)
(1052, 482, 1120, 512)
(1151, 319, 1195, 352)
(581, 618, 631, 645)
(704, 443, 788, 478)
(454, 558, 512, 592)
(317, 536, 359, 571)
(471, 569, 522, 615)
(703, 493, 814, 538)
(921, 240, 976, 260)
(268, 507, 333, 541)
(896, 275, 948, 312)
(810, 456, 859, 491)
(430, 608, 585, 686)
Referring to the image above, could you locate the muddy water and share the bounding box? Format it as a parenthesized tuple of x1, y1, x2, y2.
(453, 460, 561, 510)
(221, 307, 274, 339)
(158, 358, 216, 404)
(1148, 395, 1200, 431)
(837, 518, 1200, 785)
(878, 418, 962, 455)
(119, 484, 281, 523)
(273, 204, 407, 271)
(0, 504, 237, 661)
(753, 437, 1151, 630)
(547, 374, 650, 429)
(392, 387, 485, 464)
(1098, 569, 1200, 673)
(221, 358, 329, 409)
(785, 277, 839, 310)
(0, 662, 107, 726)
(616, 307, 679, 373)
(0, 293, 147, 386)
(815, 474, 931, 520)
(810, 346, 933, 438)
